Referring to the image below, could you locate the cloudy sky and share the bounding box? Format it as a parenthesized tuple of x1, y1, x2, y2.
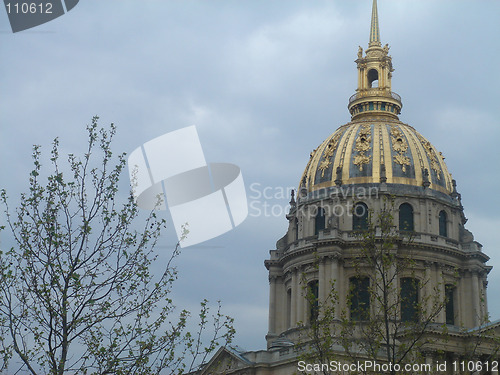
(1, 0, 499, 352)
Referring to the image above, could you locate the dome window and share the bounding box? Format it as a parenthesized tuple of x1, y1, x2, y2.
(399, 203, 414, 232)
(315, 207, 326, 235)
(349, 276, 370, 321)
(353, 202, 369, 231)
(401, 277, 419, 322)
(439, 210, 448, 237)
(308, 280, 319, 322)
(445, 284, 456, 325)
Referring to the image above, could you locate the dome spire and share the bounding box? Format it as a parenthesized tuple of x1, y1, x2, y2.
(347, 0, 402, 120)
(369, 0, 381, 47)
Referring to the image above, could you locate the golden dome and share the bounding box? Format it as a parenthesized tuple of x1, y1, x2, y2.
(299, 1, 453, 196)
(300, 116, 453, 195)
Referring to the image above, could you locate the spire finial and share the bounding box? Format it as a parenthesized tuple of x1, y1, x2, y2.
(369, 0, 381, 47)
(348, 0, 402, 120)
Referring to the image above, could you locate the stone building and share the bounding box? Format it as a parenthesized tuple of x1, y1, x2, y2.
(197, 1, 499, 374)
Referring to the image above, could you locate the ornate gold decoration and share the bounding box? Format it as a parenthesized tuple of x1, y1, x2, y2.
(301, 122, 453, 195)
(353, 124, 372, 171)
(417, 135, 442, 180)
(318, 133, 341, 177)
(390, 125, 410, 172)
(318, 159, 331, 177)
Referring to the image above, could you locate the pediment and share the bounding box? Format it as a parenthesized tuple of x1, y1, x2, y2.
(198, 346, 253, 375)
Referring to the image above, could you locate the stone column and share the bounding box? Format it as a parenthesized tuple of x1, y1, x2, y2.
(472, 271, 480, 326)
(336, 255, 344, 317)
(268, 275, 277, 334)
(296, 267, 304, 324)
(358, 67, 362, 90)
(483, 278, 489, 320)
(380, 65, 385, 88)
(324, 256, 332, 303)
(387, 255, 397, 320)
(478, 273, 486, 322)
(436, 263, 446, 323)
(459, 271, 467, 327)
(425, 261, 433, 318)
(318, 256, 326, 308)
(291, 268, 298, 327)
(284, 277, 290, 331)
(329, 253, 340, 319)
(430, 263, 439, 322)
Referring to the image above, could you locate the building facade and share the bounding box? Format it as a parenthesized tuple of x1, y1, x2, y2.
(197, 1, 499, 374)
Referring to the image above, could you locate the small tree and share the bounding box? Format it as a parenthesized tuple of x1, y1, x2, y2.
(338, 198, 447, 375)
(298, 197, 449, 375)
(296, 265, 338, 375)
(0, 117, 234, 374)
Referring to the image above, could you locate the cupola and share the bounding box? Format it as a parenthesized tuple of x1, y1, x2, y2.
(347, 0, 402, 119)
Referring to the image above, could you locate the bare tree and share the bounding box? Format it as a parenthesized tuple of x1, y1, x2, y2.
(296, 266, 338, 375)
(297, 198, 449, 375)
(0, 117, 234, 375)
(338, 198, 446, 375)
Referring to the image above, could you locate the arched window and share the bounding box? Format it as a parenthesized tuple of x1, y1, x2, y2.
(315, 207, 326, 235)
(308, 280, 319, 322)
(353, 202, 369, 231)
(368, 68, 379, 88)
(445, 284, 455, 325)
(349, 276, 370, 321)
(439, 210, 447, 237)
(399, 203, 414, 232)
(401, 277, 419, 322)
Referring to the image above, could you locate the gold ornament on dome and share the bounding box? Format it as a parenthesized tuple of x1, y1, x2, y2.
(417, 135, 442, 180)
(353, 154, 371, 171)
(353, 124, 372, 171)
(318, 159, 331, 177)
(318, 133, 341, 177)
(390, 125, 410, 172)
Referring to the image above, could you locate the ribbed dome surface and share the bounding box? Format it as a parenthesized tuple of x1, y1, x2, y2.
(300, 116, 453, 194)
